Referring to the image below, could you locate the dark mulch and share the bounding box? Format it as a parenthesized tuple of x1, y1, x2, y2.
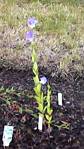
(0, 67, 84, 149)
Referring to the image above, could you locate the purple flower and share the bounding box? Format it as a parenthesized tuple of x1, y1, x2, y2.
(25, 31, 34, 42)
(40, 76, 47, 85)
(27, 17, 38, 28)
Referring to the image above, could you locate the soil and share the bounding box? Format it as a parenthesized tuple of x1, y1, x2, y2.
(0, 67, 84, 149)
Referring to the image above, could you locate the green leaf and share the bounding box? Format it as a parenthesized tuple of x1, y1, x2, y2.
(34, 83, 41, 96)
(35, 96, 40, 102)
(0, 86, 4, 92)
(37, 103, 43, 112)
(48, 116, 52, 122)
(40, 92, 44, 101)
(47, 108, 53, 115)
(45, 114, 50, 120)
(33, 62, 38, 71)
(32, 49, 37, 63)
(6, 88, 10, 93)
(45, 114, 52, 123)
(43, 106, 47, 113)
(39, 103, 43, 112)
(33, 76, 39, 85)
(46, 84, 51, 103)
(33, 62, 38, 75)
(49, 109, 53, 115)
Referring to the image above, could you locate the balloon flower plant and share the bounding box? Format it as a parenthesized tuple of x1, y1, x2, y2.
(25, 17, 53, 132)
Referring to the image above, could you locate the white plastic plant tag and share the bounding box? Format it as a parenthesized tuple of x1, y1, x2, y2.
(2, 125, 14, 147)
(58, 93, 62, 106)
(38, 115, 43, 131)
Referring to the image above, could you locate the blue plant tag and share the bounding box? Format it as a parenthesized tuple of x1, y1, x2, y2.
(2, 125, 14, 147)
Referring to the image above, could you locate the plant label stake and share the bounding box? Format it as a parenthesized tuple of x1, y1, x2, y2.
(2, 125, 14, 147)
(58, 93, 62, 106)
(38, 115, 43, 131)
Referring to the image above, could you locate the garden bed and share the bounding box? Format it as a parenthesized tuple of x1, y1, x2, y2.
(0, 67, 84, 149)
(0, 1, 84, 148)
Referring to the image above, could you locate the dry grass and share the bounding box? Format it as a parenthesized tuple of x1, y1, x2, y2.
(0, 0, 84, 71)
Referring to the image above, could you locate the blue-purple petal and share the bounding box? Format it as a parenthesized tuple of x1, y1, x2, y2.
(40, 76, 47, 85)
(25, 31, 34, 42)
(27, 17, 38, 28)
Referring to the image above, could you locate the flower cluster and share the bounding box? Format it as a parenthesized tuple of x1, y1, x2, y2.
(25, 17, 38, 42)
